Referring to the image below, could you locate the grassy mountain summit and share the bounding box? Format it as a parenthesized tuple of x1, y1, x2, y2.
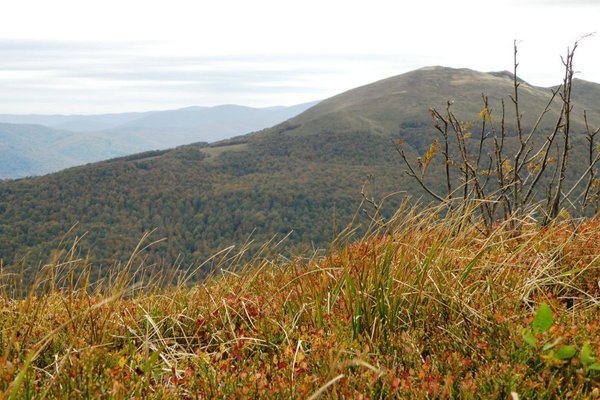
(272, 66, 600, 138)
(1, 67, 599, 279)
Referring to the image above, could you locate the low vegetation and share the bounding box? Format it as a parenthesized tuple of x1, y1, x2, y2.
(0, 203, 598, 398)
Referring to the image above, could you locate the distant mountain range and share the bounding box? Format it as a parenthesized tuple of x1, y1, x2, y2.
(0, 102, 318, 179)
(1, 67, 599, 278)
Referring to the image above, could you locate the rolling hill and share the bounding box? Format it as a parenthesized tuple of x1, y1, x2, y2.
(0, 102, 318, 179)
(0, 123, 146, 179)
(0, 110, 147, 130)
(1, 66, 599, 281)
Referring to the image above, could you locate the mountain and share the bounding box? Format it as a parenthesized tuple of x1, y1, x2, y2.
(282, 67, 600, 137)
(0, 102, 318, 179)
(1, 67, 599, 280)
(100, 102, 321, 147)
(569, 78, 600, 114)
(0, 123, 144, 179)
(0, 111, 151, 131)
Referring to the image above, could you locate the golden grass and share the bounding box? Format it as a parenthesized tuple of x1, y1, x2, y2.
(1, 205, 599, 399)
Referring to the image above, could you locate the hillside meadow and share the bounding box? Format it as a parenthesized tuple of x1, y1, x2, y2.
(0, 204, 598, 399)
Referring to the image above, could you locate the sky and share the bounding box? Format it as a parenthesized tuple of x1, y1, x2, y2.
(0, 0, 599, 114)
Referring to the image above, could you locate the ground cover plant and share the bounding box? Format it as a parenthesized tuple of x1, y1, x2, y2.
(0, 202, 598, 399)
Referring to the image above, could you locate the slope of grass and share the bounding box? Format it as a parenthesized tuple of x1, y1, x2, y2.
(0, 206, 599, 399)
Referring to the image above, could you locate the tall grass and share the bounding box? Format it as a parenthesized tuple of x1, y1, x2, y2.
(0, 204, 598, 398)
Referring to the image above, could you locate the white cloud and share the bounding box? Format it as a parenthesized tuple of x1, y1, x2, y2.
(0, 1, 599, 113)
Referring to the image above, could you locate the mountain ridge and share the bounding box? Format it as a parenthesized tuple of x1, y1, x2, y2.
(1, 66, 599, 278)
(0, 101, 319, 179)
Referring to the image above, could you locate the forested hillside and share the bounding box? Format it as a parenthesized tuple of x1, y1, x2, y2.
(0, 132, 411, 283)
(1, 67, 599, 281)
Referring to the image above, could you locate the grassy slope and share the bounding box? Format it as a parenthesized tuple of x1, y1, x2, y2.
(1, 207, 598, 399)
(274, 67, 600, 138)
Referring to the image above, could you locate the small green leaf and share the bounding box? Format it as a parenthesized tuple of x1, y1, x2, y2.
(460, 251, 483, 282)
(521, 328, 536, 347)
(542, 336, 563, 351)
(580, 343, 596, 366)
(588, 363, 600, 371)
(553, 345, 577, 360)
(532, 303, 554, 334)
(144, 346, 164, 375)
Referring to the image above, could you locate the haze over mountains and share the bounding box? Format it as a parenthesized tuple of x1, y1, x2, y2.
(0, 101, 318, 179)
(1, 66, 600, 279)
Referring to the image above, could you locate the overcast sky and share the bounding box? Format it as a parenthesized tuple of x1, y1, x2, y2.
(1, 0, 599, 114)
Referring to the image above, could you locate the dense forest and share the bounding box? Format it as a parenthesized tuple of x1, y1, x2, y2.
(0, 130, 416, 283)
